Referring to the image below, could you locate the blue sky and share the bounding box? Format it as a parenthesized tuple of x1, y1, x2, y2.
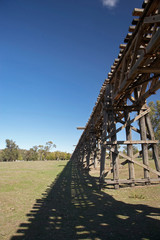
(0, 0, 159, 153)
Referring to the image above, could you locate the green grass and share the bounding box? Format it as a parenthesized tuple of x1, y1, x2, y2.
(0, 160, 68, 240)
(1, 160, 160, 240)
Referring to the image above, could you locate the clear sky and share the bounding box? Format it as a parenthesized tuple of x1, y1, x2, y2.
(0, 0, 159, 153)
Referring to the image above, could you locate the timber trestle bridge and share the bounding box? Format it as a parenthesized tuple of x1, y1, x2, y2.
(71, 0, 160, 189)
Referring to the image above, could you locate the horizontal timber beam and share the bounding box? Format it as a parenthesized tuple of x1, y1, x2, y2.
(103, 140, 158, 145)
(104, 179, 160, 185)
(105, 146, 160, 177)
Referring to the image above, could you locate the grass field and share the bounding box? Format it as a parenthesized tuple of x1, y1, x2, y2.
(0, 160, 68, 240)
(0, 160, 160, 240)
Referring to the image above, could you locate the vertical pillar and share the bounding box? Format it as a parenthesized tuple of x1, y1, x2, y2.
(108, 123, 112, 168)
(97, 139, 101, 166)
(139, 112, 150, 182)
(124, 111, 135, 186)
(94, 150, 97, 169)
(100, 109, 108, 182)
(81, 149, 85, 165)
(93, 135, 97, 169)
(83, 151, 87, 167)
(109, 111, 119, 189)
(134, 88, 149, 183)
(86, 147, 91, 169)
(99, 82, 111, 182)
(93, 138, 98, 169)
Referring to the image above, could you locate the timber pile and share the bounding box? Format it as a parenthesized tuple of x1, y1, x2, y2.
(71, 0, 160, 188)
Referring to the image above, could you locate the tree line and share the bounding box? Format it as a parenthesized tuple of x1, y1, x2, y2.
(0, 140, 71, 162)
(0, 101, 159, 161)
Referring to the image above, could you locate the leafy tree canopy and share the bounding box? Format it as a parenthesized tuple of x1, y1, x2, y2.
(1, 139, 19, 162)
(149, 100, 160, 141)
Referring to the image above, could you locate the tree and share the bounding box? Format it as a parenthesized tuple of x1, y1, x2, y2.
(38, 141, 56, 160)
(45, 141, 56, 151)
(2, 139, 19, 162)
(25, 147, 38, 161)
(45, 151, 71, 160)
(38, 145, 44, 160)
(43, 141, 56, 160)
(149, 100, 160, 154)
(149, 100, 160, 140)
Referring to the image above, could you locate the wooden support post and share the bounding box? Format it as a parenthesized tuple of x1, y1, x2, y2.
(139, 111, 150, 182)
(81, 150, 85, 165)
(92, 136, 98, 169)
(100, 110, 108, 182)
(93, 149, 97, 169)
(82, 152, 85, 165)
(86, 150, 91, 169)
(134, 87, 150, 183)
(124, 111, 135, 186)
(145, 113, 160, 174)
(97, 139, 101, 166)
(100, 82, 110, 182)
(109, 112, 119, 189)
(108, 122, 112, 169)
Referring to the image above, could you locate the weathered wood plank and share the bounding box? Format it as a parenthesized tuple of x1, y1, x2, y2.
(138, 67, 160, 73)
(105, 179, 160, 185)
(125, 111, 134, 185)
(104, 140, 158, 145)
(109, 111, 119, 189)
(77, 127, 85, 130)
(144, 14, 160, 24)
(132, 8, 144, 16)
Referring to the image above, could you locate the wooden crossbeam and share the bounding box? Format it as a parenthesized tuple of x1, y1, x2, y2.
(104, 140, 158, 145)
(105, 106, 146, 111)
(144, 14, 160, 24)
(105, 108, 150, 140)
(128, 25, 136, 32)
(104, 179, 160, 185)
(119, 44, 127, 49)
(138, 67, 160, 74)
(106, 145, 160, 177)
(132, 8, 144, 16)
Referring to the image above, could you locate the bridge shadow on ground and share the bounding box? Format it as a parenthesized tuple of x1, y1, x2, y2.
(11, 161, 160, 240)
